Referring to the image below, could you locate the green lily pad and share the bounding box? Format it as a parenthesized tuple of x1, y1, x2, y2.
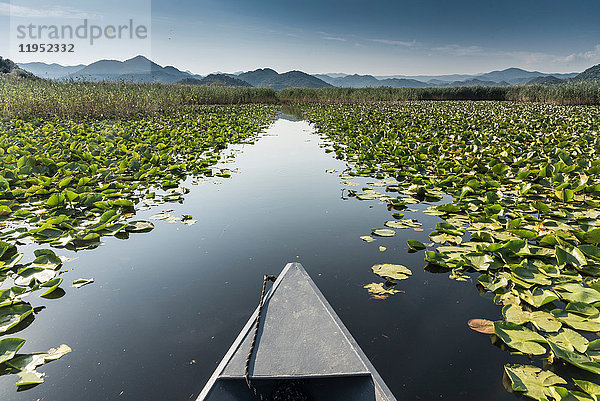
(125, 221, 154, 233)
(554, 283, 600, 304)
(407, 240, 426, 251)
(565, 302, 599, 317)
(574, 380, 600, 399)
(503, 304, 561, 332)
(546, 328, 589, 353)
(494, 321, 547, 355)
(7, 344, 71, 387)
(385, 219, 421, 229)
(72, 278, 94, 288)
(551, 309, 600, 332)
(519, 288, 559, 308)
(0, 337, 25, 364)
(548, 341, 600, 375)
(363, 283, 400, 299)
(371, 264, 412, 281)
(551, 387, 596, 401)
(371, 228, 396, 237)
(504, 364, 566, 401)
(14, 266, 56, 286)
(0, 303, 33, 334)
(40, 278, 63, 297)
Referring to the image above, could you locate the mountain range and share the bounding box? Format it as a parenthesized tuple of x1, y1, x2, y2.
(14, 55, 594, 90)
(235, 68, 332, 91)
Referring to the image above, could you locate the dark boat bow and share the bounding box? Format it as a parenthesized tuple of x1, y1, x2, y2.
(197, 262, 397, 401)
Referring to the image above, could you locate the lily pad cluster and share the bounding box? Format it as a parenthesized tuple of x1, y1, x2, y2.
(300, 101, 600, 399)
(0, 105, 276, 388)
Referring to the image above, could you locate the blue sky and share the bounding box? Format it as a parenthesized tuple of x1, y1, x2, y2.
(2, 0, 600, 75)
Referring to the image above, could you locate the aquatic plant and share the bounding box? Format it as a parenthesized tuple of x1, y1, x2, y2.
(0, 104, 277, 387)
(301, 101, 600, 400)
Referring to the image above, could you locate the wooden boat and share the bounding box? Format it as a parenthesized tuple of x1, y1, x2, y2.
(197, 262, 397, 401)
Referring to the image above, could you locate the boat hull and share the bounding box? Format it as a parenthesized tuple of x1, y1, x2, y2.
(197, 263, 397, 401)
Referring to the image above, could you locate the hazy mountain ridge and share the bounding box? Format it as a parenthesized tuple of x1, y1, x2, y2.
(527, 76, 564, 85)
(14, 55, 594, 89)
(17, 62, 85, 79)
(316, 68, 577, 88)
(237, 68, 332, 90)
(179, 74, 253, 87)
(19, 55, 201, 83)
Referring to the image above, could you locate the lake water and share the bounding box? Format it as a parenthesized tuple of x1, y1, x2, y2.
(0, 115, 526, 401)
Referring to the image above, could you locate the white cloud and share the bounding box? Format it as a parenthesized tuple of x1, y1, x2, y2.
(323, 36, 346, 42)
(0, 2, 95, 19)
(370, 38, 416, 47)
(431, 44, 483, 56)
(560, 44, 600, 63)
(429, 43, 564, 67)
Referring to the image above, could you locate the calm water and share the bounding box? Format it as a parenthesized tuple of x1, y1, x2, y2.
(0, 115, 525, 401)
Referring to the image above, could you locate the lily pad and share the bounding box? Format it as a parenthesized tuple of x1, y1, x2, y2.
(0, 303, 33, 334)
(371, 264, 412, 281)
(468, 318, 495, 334)
(371, 228, 396, 237)
(546, 328, 589, 353)
(6, 344, 71, 387)
(407, 240, 426, 251)
(0, 337, 25, 364)
(40, 278, 63, 297)
(574, 380, 600, 399)
(125, 221, 154, 233)
(504, 364, 566, 401)
(363, 283, 401, 299)
(72, 278, 94, 288)
(494, 321, 547, 355)
(548, 341, 600, 375)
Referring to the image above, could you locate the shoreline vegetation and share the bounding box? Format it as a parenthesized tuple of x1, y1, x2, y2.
(1, 78, 600, 119)
(279, 81, 600, 105)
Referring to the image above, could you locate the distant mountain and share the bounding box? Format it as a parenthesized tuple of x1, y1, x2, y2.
(237, 68, 332, 91)
(474, 68, 544, 85)
(376, 73, 475, 83)
(323, 68, 578, 86)
(178, 74, 253, 87)
(443, 78, 510, 87)
(316, 74, 381, 87)
(12, 57, 586, 88)
(572, 64, 600, 81)
(65, 55, 199, 83)
(313, 74, 339, 85)
(18, 62, 84, 79)
(527, 76, 564, 85)
(318, 72, 350, 78)
(237, 68, 280, 87)
(314, 74, 428, 88)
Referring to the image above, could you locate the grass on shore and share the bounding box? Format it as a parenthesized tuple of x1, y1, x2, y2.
(1, 77, 600, 120)
(280, 81, 600, 105)
(0, 77, 278, 119)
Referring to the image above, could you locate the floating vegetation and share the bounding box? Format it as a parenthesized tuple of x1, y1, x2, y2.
(371, 228, 396, 237)
(71, 278, 94, 289)
(301, 101, 600, 399)
(0, 104, 277, 388)
(363, 282, 402, 299)
(371, 263, 412, 281)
